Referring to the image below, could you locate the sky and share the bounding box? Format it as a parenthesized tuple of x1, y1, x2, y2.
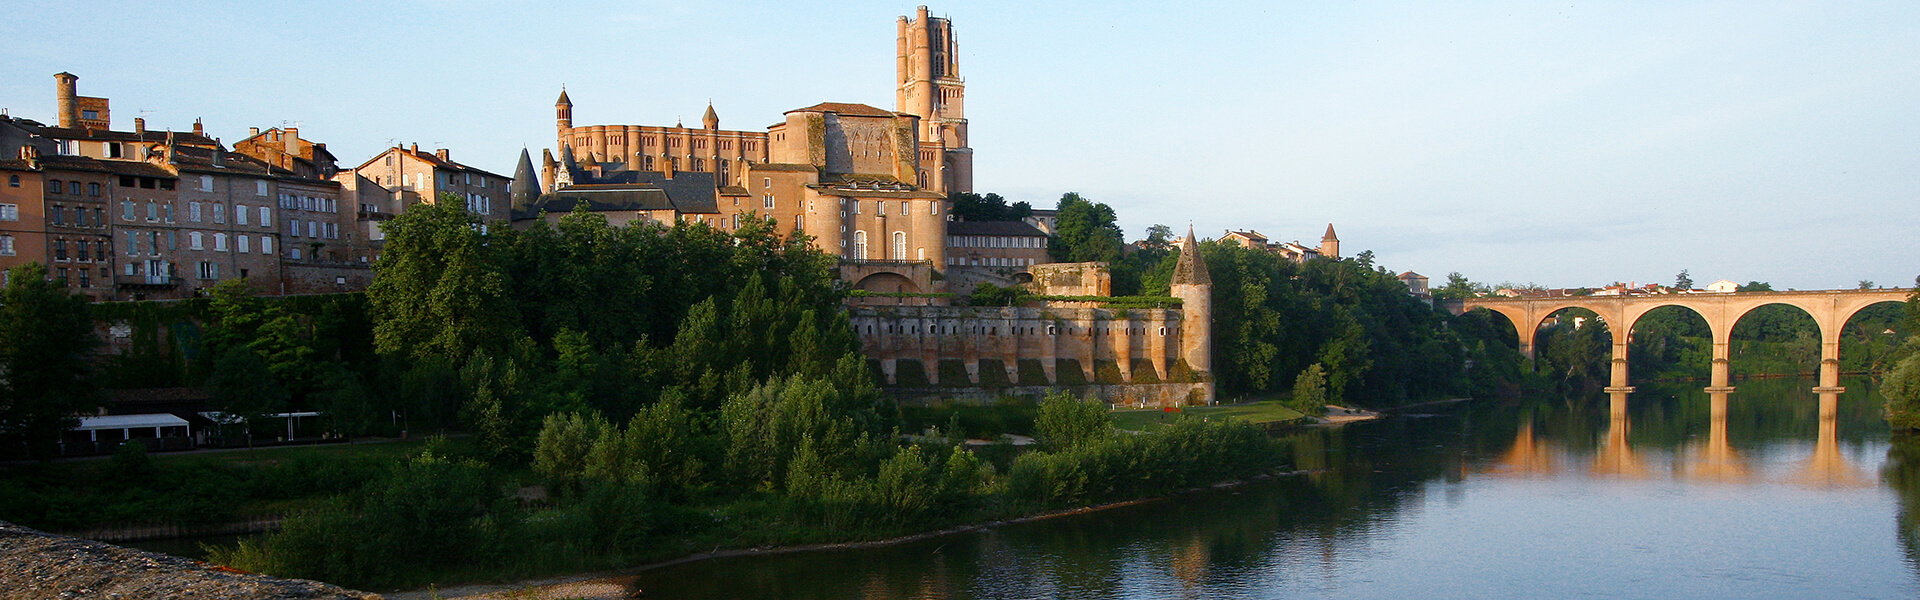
(3, 0, 1915, 291)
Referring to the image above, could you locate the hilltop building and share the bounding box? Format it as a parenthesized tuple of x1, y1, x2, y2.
(1221, 225, 1341, 263)
(519, 6, 977, 294)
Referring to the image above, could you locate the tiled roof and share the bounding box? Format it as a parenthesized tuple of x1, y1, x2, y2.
(948, 221, 1049, 237)
(784, 102, 899, 117)
(354, 147, 510, 179)
(35, 126, 218, 147)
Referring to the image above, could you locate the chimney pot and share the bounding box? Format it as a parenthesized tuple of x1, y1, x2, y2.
(134, 118, 146, 133)
(192, 118, 203, 136)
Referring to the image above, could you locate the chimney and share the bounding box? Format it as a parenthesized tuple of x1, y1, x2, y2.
(661, 153, 674, 179)
(286, 128, 300, 155)
(250, 127, 260, 136)
(410, 143, 419, 153)
(54, 72, 79, 128)
(193, 118, 204, 136)
(212, 140, 225, 166)
(134, 118, 146, 133)
(435, 148, 449, 162)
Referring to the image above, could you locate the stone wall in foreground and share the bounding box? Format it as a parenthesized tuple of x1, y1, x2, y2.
(0, 520, 382, 600)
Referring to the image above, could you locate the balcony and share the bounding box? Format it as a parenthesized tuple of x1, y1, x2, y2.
(114, 275, 184, 289)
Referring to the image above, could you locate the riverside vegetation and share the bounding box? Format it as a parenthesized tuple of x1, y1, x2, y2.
(17, 191, 1880, 590)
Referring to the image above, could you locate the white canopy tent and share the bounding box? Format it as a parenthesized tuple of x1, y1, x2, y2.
(73, 413, 191, 442)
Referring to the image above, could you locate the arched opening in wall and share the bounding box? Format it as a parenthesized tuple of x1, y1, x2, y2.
(1841, 301, 1911, 377)
(1729, 303, 1820, 379)
(855, 272, 920, 295)
(1011, 272, 1034, 285)
(1627, 305, 1712, 384)
(1534, 307, 1611, 393)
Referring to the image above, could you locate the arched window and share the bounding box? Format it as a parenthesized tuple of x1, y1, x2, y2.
(892, 231, 906, 260)
(853, 230, 868, 260)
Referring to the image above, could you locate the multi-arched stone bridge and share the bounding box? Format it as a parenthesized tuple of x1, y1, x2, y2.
(1449, 289, 1912, 398)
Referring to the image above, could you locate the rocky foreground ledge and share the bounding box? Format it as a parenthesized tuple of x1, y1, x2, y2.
(0, 520, 382, 600)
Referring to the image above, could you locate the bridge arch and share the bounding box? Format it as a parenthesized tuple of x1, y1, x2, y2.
(1455, 288, 1912, 397)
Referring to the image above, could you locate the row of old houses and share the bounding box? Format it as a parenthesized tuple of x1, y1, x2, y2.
(0, 73, 510, 300)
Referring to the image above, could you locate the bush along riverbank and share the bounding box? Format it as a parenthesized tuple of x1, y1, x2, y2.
(208, 392, 1288, 591)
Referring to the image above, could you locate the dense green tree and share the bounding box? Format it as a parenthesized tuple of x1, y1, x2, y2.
(1033, 392, 1113, 451)
(1885, 354, 1920, 431)
(367, 196, 519, 363)
(1675, 269, 1693, 290)
(1048, 193, 1124, 264)
(948, 192, 1032, 222)
(1433, 272, 1487, 300)
(0, 263, 100, 458)
(1289, 363, 1328, 415)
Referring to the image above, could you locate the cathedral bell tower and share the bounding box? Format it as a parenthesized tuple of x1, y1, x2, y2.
(555, 88, 574, 153)
(897, 6, 972, 194)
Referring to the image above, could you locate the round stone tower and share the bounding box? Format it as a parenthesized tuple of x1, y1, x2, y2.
(1171, 227, 1213, 402)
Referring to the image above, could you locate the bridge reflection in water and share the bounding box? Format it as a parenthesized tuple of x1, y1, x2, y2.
(1681, 393, 1748, 482)
(1482, 379, 1880, 488)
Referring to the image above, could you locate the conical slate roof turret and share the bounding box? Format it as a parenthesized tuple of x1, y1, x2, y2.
(556, 89, 572, 106)
(1172, 226, 1210, 286)
(1323, 223, 1338, 241)
(702, 102, 719, 130)
(510, 148, 540, 211)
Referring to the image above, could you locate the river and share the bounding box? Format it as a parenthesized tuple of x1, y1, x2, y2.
(613, 376, 1920, 599)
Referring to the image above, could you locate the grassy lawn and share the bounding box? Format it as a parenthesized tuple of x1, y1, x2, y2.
(1111, 401, 1308, 432)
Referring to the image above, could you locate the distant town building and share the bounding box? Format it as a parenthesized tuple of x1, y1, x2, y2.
(1220, 226, 1340, 263)
(0, 72, 396, 299)
(354, 144, 510, 223)
(1706, 279, 1739, 293)
(1399, 271, 1430, 297)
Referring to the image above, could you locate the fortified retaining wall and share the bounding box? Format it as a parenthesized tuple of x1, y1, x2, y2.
(888, 382, 1212, 408)
(851, 304, 1212, 407)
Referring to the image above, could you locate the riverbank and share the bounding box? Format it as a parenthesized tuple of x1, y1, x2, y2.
(390, 469, 1323, 600)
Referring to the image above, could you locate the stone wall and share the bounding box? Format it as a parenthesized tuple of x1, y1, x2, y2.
(852, 304, 1210, 406)
(888, 382, 1212, 409)
(0, 520, 382, 600)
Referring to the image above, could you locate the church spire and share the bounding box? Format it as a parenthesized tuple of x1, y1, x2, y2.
(1172, 226, 1210, 286)
(1319, 223, 1340, 259)
(510, 148, 540, 211)
(702, 102, 719, 130)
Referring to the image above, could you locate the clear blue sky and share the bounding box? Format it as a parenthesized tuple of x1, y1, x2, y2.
(4, 0, 1915, 290)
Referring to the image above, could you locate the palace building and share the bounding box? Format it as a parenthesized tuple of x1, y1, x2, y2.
(517, 6, 975, 295)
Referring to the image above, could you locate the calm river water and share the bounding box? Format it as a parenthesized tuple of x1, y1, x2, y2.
(626, 376, 1920, 599)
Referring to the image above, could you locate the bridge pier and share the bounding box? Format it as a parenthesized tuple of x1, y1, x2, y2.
(1813, 331, 1845, 396)
(1705, 328, 1735, 395)
(1603, 338, 1634, 405)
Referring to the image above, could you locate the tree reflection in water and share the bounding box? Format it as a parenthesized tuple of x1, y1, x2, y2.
(1883, 434, 1920, 569)
(610, 376, 1915, 599)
